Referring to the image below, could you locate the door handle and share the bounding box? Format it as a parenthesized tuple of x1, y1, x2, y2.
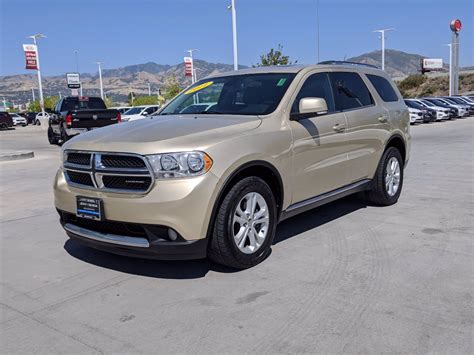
(378, 115, 388, 123)
(332, 123, 346, 133)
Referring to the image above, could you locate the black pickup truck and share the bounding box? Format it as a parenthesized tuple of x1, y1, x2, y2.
(48, 96, 121, 145)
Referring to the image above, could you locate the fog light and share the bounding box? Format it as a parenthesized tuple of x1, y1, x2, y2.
(168, 229, 178, 241)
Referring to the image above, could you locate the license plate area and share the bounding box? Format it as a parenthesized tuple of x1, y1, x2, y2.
(76, 196, 103, 221)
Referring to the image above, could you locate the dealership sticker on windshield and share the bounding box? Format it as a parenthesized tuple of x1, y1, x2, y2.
(185, 81, 214, 94)
(276, 78, 287, 86)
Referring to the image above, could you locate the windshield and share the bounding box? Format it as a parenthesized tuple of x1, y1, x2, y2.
(405, 100, 423, 109)
(421, 100, 435, 107)
(124, 107, 144, 115)
(160, 73, 296, 116)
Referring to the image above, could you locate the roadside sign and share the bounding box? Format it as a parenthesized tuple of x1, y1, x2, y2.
(184, 57, 193, 77)
(66, 73, 81, 89)
(71, 89, 79, 96)
(422, 58, 443, 70)
(23, 44, 38, 70)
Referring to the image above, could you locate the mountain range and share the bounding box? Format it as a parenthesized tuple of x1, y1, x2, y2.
(0, 50, 462, 104)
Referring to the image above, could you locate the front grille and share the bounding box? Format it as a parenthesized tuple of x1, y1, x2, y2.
(101, 155, 146, 169)
(63, 150, 153, 194)
(67, 152, 91, 166)
(66, 170, 94, 186)
(102, 175, 152, 190)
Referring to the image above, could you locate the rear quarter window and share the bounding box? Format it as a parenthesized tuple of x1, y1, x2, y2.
(366, 74, 399, 102)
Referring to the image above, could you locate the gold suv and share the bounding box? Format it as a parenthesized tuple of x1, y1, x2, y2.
(54, 62, 410, 269)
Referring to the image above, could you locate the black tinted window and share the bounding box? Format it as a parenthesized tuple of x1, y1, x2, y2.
(367, 74, 399, 102)
(330, 72, 373, 111)
(61, 97, 106, 111)
(292, 72, 335, 113)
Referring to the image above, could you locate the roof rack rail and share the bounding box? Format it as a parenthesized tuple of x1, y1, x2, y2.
(318, 60, 379, 69)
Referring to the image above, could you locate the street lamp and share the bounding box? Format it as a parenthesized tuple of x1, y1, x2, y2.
(443, 44, 453, 96)
(373, 28, 395, 71)
(186, 49, 198, 83)
(94, 61, 104, 99)
(227, 0, 238, 70)
(74, 50, 83, 96)
(27, 34, 46, 115)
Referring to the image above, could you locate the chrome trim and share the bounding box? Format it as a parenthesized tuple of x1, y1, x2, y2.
(63, 150, 155, 194)
(64, 223, 150, 248)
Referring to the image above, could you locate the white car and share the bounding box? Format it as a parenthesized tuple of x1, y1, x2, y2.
(35, 112, 50, 120)
(10, 113, 27, 126)
(122, 105, 160, 121)
(435, 98, 469, 117)
(111, 106, 132, 114)
(408, 108, 423, 124)
(411, 99, 450, 121)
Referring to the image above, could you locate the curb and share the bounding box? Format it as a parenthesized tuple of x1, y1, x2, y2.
(0, 151, 35, 162)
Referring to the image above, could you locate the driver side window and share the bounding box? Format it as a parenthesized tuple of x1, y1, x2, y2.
(292, 73, 335, 114)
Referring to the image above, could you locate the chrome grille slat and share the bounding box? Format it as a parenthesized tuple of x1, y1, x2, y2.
(63, 150, 154, 194)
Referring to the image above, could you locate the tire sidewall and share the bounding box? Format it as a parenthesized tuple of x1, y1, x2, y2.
(380, 147, 404, 203)
(224, 179, 277, 265)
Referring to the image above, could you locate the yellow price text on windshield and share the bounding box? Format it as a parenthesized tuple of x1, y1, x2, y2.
(185, 81, 214, 95)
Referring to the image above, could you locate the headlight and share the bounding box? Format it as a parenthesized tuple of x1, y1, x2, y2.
(146, 151, 213, 179)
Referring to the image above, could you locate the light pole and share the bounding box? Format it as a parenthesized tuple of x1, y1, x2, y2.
(186, 49, 198, 83)
(443, 44, 453, 96)
(228, 0, 238, 70)
(373, 28, 394, 71)
(28, 34, 46, 116)
(74, 50, 83, 96)
(31, 88, 36, 102)
(147, 82, 151, 96)
(316, 0, 320, 63)
(94, 61, 104, 99)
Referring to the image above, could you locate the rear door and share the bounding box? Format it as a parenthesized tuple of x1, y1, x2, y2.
(330, 71, 388, 183)
(289, 71, 351, 203)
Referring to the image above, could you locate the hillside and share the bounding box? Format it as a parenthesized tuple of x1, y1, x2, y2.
(397, 73, 474, 98)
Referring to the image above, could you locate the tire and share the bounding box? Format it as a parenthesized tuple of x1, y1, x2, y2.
(208, 176, 277, 269)
(48, 127, 59, 145)
(60, 126, 70, 143)
(366, 146, 404, 206)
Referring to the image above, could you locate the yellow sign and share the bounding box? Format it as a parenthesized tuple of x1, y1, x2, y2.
(185, 81, 214, 95)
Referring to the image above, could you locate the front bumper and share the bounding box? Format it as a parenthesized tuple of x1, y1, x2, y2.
(54, 168, 220, 258)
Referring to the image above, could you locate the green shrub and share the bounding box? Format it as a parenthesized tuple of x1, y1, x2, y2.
(398, 75, 426, 91)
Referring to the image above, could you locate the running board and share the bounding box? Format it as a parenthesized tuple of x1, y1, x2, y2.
(280, 179, 372, 221)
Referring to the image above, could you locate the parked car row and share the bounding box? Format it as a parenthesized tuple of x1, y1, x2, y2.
(404, 95, 474, 125)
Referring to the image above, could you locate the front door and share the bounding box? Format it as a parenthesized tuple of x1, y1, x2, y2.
(289, 72, 350, 204)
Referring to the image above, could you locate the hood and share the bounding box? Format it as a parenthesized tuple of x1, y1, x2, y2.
(63, 114, 262, 155)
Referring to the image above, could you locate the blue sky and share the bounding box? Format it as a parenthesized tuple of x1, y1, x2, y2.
(1, 0, 472, 76)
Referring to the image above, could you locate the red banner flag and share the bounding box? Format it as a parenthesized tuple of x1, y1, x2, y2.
(23, 44, 38, 70)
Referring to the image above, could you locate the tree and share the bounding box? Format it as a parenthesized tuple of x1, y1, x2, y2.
(28, 95, 59, 112)
(104, 96, 114, 108)
(256, 44, 296, 66)
(131, 96, 160, 106)
(163, 75, 182, 101)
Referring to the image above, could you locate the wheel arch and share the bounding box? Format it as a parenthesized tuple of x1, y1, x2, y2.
(205, 160, 284, 240)
(385, 133, 407, 164)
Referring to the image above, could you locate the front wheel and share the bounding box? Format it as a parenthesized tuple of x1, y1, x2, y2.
(366, 147, 404, 206)
(208, 177, 277, 269)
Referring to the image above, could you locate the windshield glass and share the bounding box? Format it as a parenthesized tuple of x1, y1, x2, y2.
(61, 97, 106, 111)
(160, 73, 296, 116)
(124, 107, 143, 115)
(421, 100, 435, 107)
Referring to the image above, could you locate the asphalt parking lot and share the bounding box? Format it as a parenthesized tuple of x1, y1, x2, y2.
(1, 120, 473, 353)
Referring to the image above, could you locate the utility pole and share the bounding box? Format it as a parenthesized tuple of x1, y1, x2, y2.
(449, 19, 462, 95)
(228, 0, 239, 70)
(28, 34, 46, 116)
(316, 0, 320, 63)
(74, 50, 83, 96)
(373, 28, 395, 71)
(94, 61, 104, 99)
(186, 49, 198, 83)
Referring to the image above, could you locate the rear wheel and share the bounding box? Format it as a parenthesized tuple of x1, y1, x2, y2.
(366, 147, 404, 206)
(208, 176, 277, 269)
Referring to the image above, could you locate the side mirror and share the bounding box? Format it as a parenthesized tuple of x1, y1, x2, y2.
(142, 111, 149, 116)
(290, 97, 328, 120)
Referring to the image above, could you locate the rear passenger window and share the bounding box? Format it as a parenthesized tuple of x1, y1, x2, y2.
(292, 73, 335, 114)
(367, 74, 399, 102)
(329, 72, 373, 111)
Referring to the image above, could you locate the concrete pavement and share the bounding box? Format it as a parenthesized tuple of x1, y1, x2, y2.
(1, 121, 473, 353)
